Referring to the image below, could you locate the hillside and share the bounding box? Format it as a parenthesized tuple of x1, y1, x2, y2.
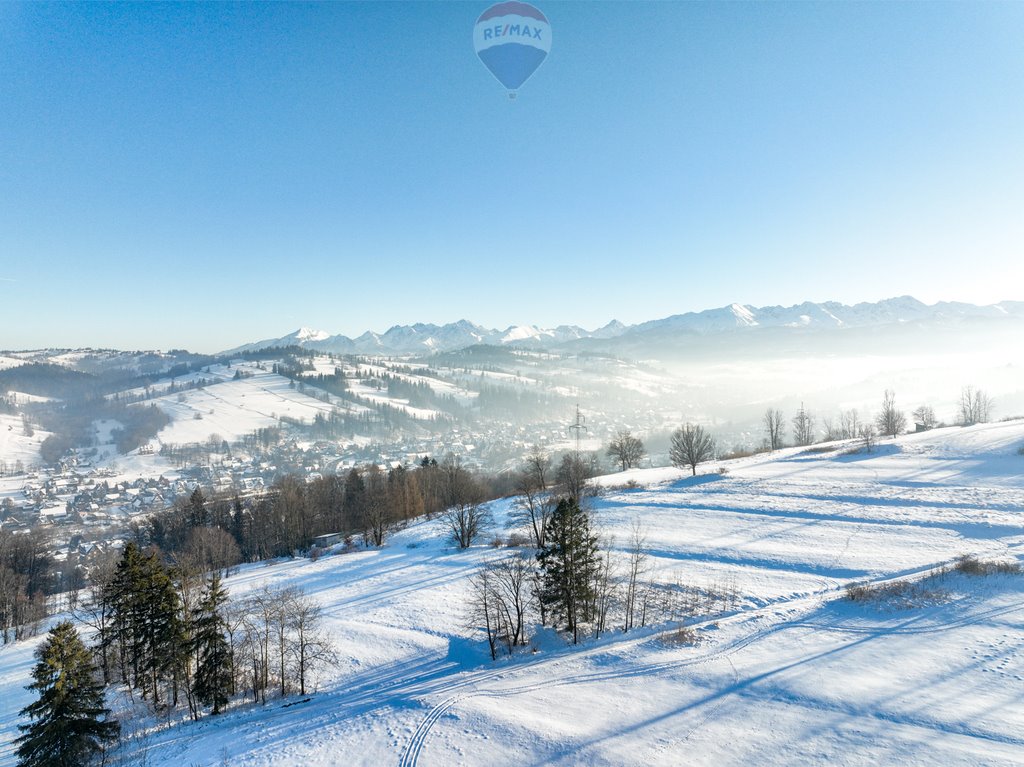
(1, 420, 1022, 766)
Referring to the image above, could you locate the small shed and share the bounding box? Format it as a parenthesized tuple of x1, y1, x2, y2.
(313, 532, 343, 548)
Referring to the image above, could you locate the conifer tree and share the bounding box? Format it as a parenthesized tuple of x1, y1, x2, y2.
(193, 573, 232, 714)
(103, 544, 184, 706)
(16, 621, 119, 767)
(536, 498, 599, 644)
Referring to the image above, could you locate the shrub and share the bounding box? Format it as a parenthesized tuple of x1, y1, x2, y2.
(845, 578, 948, 608)
(505, 531, 530, 548)
(663, 624, 699, 645)
(954, 555, 1021, 576)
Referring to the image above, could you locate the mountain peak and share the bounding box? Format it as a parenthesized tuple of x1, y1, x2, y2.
(222, 297, 1023, 356)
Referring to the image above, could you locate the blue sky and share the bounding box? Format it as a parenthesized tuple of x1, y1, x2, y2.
(2, 1, 1022, 352)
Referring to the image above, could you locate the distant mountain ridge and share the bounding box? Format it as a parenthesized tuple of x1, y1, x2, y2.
(223, 297, 1024, 356)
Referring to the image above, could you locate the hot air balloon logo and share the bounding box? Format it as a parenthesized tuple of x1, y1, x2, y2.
(473, 2, 551, 97)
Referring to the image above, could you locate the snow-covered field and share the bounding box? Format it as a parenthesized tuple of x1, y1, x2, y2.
(0, 414, 49, 469)
(149, 369, 341, 445)
(1, 422, 1023, 766)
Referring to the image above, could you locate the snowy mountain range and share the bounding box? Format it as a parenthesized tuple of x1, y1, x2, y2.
(224, 296, 1024, 356)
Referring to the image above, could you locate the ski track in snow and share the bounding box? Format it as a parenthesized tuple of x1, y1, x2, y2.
(397, 554, 1019, 767)
(3, 421, 1024, 767)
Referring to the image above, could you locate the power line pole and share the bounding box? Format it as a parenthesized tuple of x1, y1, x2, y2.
(569, 404, 587, 457)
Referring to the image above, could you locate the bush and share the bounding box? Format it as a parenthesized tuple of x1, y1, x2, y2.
(505, 531, 530, 548)
(845, 578, 948, 608)
(663, 624, 699, 645)
(954, 555, 1021, 576)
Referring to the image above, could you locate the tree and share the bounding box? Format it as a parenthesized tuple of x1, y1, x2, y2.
(470, 553, 534, 659)
(362, 465, 392, 547)
(555, 452, 591, 504)
(859, 424, 877, 453)
(958, 386, 993, 426)
(606, 430, 645, 471)
(16, 621, 119, 767)
(469, 566, 500, 661)
(287, 591, 335, 696)
(622, 520, 649, 633)
(821, 417, 841, 442)
(188, 487, 208, 528)
(103, 544, 184, 706)
(182, 527, 241, 579)
(511, 465, 555, 550)
(791, 403, 815, 446)
(523, 446, 550, 491)
(912, 405, 936, 430)
(669, 423, 716, 476)
(342, 468, 366, 534)
(536, 498, 599, 644)
(876, 389, 907, 438)
(839, 409, 861, 439)
(192, 574, 232, 715)
(439, 457, 490, 548)
(762, 409, 784, 451)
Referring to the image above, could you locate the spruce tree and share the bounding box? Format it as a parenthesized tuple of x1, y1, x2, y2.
(104, 545, 184, 706)
(536, 498, 599, 644)
(136, 549, 184, 706)
(192, 573, 233, 714)
(16, 621, 119, 767)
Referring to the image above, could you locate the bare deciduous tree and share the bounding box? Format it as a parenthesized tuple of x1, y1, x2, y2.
(876, 389, 907, 438)
(606, 430, 646, 471)
(859, 424, 877, 453)
(488, 553, 533, 653)
(555, 452, 592, 504)
(763, 408, 784, 451)
(623, 520, 649, 633)
(670, 423, 716, 476)
(287, 592, 336, 696)
(469, 566, 500, 661)
(821, 417, 841, 442)
(592, 545, 616, 639)
(182, 527, 241, 578)
(524, 446, 550, 491)
(439, 457, 490, 548)
(839, 409, 861, 439)
(912, 405, 936, 430)
(792, 403, 815, 446)
(511, 466, 555, 550)
(958, 386, 993, 426)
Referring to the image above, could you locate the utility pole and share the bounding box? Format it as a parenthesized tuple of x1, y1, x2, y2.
(569, 404, 586, 457)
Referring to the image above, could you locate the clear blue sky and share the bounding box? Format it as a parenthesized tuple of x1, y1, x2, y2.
(2, 1, 1022, 352)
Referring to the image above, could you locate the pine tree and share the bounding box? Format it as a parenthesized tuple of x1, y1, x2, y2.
(192, 574, 233, 714)
(536, 498, 599, 644)
(16, 621, 119, 767)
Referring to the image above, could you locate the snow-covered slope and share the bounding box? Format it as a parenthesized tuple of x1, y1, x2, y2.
(2, 421, 1022, 766)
